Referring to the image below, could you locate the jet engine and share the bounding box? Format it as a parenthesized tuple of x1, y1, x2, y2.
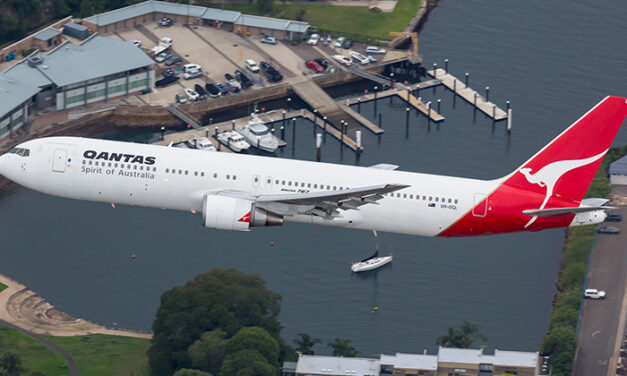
(202, 195, 283, 231)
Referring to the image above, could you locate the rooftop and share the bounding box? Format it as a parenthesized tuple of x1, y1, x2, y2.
(0, 76, 42, 116)
(295, 355, 380, 376)
(438, 347, 487, 365)
(380, 353, 438, 370)
(33, 28, 61, 42)
(493, 349, 539, 368)
(610, 155, 627, 175)
(235, 14, 309, 33)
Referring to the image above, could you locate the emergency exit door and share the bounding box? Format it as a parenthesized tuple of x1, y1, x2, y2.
(52, 149, 67, 172)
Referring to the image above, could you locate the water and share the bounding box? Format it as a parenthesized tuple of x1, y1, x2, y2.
(1, 0, 627, 357)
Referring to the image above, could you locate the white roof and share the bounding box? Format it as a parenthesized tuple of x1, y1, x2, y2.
(379, 353, 438, 370)
(296, 355, 380, 375)
(438, 347, 487, 364)
(493, 350, 538, 368)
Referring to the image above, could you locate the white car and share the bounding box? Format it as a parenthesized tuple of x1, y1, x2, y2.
(184, 88, 199, 101)
(245, 59, 260, 73)
(183, 69, 202, 80)
(260, 35, 277, 45)
(307, 33, 320, 45)
(334, 37, 345, 48)
(365, 46, 387, 54)
(155, 51, 172, 63)
(349, 51, 369, 65)
(129, 40, 142, 47)
(584, 288, 606, 299)
(325, 35, 332, 44)
(183, 64, 202, 73)
(332, 55, 352, 66)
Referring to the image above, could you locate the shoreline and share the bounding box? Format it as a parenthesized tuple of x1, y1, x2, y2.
(0, 272, 151, 339)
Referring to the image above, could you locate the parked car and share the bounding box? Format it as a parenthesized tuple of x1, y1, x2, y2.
(158, 17, 173, 27)
(260, 35, 278, 45)
(175, 93, 187, 104)
(305, 60, 324, 72)
(224, 81, 239, 93)
(204, 83, 220, 97)
(129, 40, 142, 47)
(342, 39, 353, 49)
(314, 58, 329, 69)
(584, 288, 606, 299)
(606, 213, 623, 222)
(155, 76, 179, 87)
(349, 51, 369, 65)
(184, 69, 203, 80)
(334, 36, 346, 48)
(365, 45, 387, 54)
(162, 68, 176, 78)
(245, 59, 260, 73)
(225, 73, 241, 90)
(183, 64, 202, 73)
(165, 55, 182, 66)
(597, 226, 620, 234)
(366, 54, 377, 63)
(155, 51, 172, 63)
(184, 88, 199, 101)
(235, 70, 253, 89)
(325, 35, 332, 44)
(260, 61, 282, 82)
(307, 33, 320, 45)
(216, 83, 230, 95)
(332, 55, 352, 66)
(194, 84, 207, 99)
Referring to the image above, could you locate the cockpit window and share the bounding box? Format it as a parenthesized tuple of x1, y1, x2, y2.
(9, 148, 30, 157)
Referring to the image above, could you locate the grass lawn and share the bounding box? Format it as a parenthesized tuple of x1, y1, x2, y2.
(224, 0, 420, 42)
(0, 282, 7, 293)
(0, 324, 69, 376)
(46, 334, 151, 376)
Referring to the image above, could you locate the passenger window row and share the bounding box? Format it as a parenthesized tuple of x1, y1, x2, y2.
(82, 159, 157, 172)
(386, 192, 459, 204)
(164, 168, 238, 181)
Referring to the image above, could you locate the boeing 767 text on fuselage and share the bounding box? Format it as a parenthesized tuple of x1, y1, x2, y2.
(1, 96, 626, 237)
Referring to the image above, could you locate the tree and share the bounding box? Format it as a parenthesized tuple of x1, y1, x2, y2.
(226, 327, 280, 367)
(327, 338, 359, 357)
(436, 320, 486, 348)
(173, 369, 213, 376)
(188, 329, 228, 375)
(218, 350, 277, 376)
(0, 352, 24, 376)
(257, 0, 273, 14)
(148, 268, 282, 375)
(293, 333, 321, 355)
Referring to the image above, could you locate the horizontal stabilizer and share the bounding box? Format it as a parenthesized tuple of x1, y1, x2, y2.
(523, 206, 614, 217)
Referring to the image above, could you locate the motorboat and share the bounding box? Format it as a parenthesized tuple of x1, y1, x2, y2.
(235, 114, 279, 153)
(216, 131, 250, 153)
(351, 249, 392, 273)
(193, 137, 216, 151)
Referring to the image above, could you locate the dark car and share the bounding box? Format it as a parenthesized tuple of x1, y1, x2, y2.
(194, 84, 207, 99)
(260, 61, 282, 82)
(216, 83, 229, 95)
(165, 55, 182, 66)
(314, 58, 329, 69)
(606, 213, 623, 222)
(155, 76, 180, 87)
(162, 68, 176, 78)
(204, 83, 220, 98)
(158, 17, 173, 27)
(597, 226, 620, 234)
(224, 81, 239, 93)
(235, 70, 253, 89)
(341, 38, 353, 49)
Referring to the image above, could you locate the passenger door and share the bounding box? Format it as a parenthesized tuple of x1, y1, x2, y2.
(52, 149, 67, 172)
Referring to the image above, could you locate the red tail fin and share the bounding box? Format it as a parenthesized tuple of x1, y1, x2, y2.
(504, 96, 627, 203)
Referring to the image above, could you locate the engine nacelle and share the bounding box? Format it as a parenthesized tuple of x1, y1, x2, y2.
(202, 195, 283, 231)
(570, 209, 607, 227)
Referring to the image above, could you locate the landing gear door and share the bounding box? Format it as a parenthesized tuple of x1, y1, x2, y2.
(52, 149, 67, 172)
(472, 193, 487, 217)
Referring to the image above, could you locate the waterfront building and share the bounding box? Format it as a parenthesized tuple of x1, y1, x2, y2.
(609, 155, 627, 186)
(0, 36, 154, 139)
(286, 347, 541, 376)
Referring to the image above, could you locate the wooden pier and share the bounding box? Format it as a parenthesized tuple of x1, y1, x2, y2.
(427, 68, 508, 121)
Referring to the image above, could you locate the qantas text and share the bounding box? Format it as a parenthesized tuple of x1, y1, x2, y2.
(83, 150, 156, 165)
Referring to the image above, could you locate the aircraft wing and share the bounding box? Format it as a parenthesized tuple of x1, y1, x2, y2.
(523, 205, 614, 217)
(219, 184, 409, 219)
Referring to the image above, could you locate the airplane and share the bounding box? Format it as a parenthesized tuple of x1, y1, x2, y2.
(0, 96, 625, 237)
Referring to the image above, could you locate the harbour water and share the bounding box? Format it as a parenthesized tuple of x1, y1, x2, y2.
(1, 0, 626, 357)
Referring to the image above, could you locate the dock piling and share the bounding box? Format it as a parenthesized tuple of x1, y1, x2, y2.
(444, 59, 448, 73)
(214, 126, 218, 136)
(433, 63, 437, 78)
(356, 130, 362, 150)
(506, 100, 510, 111)
(473, 92, 477, 108)
(453, 79, 456, 93)
(427, 102, 432, 123)
(313, 109, 318, 136)
(282, 110, 286, 128)
(292, 118, 296, 149)
(465, 72, 469, 87)
(357, 98, 361, 113)
(437, 99, 441, 113)
(492, 104, 496, 119)
(507, 109, 512, 134)
(406, 107, 410, 127)
(316, 133, 322, 161)
(281, 126, 285, 140)
(232, 120, 235, 130)
(160, 126, 165, 140)
(378, 113, 382, 128)
(485, 86, 490, 102)
(323, 116, 327, 141)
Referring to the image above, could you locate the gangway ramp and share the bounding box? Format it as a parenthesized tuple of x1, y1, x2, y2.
(168, 104, 202, 130)
(348, 66, 392, 87)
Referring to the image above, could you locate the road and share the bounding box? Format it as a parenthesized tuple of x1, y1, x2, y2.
(573, 201, 627, 376)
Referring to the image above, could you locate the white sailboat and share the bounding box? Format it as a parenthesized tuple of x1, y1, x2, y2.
(351, 230, 392, 272)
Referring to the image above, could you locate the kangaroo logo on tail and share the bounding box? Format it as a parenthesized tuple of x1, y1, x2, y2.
(519, 150, 607, 228)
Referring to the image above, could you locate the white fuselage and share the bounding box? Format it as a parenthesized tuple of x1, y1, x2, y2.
(0, 137, 500, 236)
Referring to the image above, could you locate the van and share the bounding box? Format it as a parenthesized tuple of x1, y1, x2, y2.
(245, 59, 260, 73)
(183, 64, 202, 73)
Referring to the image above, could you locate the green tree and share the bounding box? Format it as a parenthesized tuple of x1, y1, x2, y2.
(173, 369, 213, 376)
(436, 320, 486, 348)
(148, 268, 282, 376)
(293, 333, 321, 355)
(549, 306, 578, 330)
(0, 352, 25, 376)
(327, 338, 359, 357)
(257, 0, 273, 14)
(188, 329, 228, 375)
(218, 350, 277, 376)
(541, 326, 576, 356)
(226, 327, 280, 367)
